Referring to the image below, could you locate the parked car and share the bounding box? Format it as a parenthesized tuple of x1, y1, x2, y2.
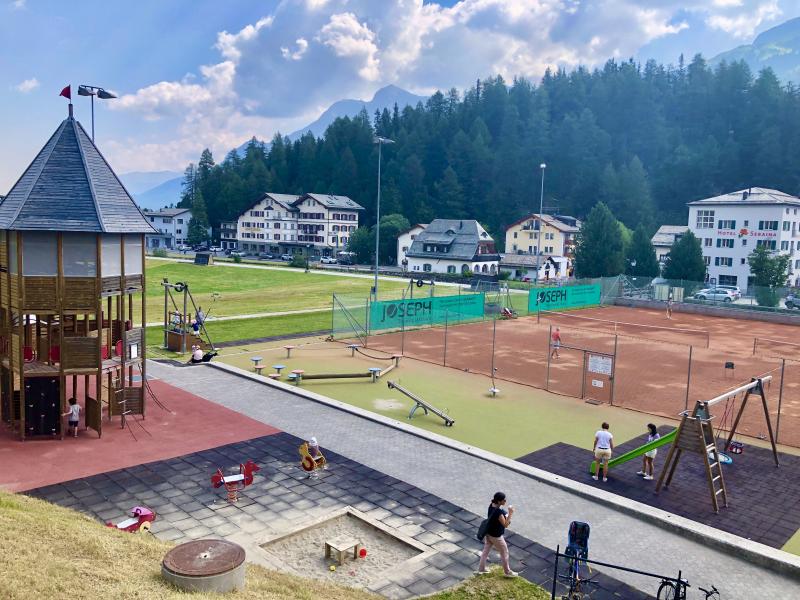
(785, 293, 800, 309)
(694, 288, 734, 302)
(176, 244, 191, 251)
(258, 252, 274, 259)
(209, 246, 222, 253)
(193, 244, 209, 252)
(229, 250, 246, 257)
(320, 256, 337, 264)
(714, 284, 741, 300)
(281, 254, 294, 261)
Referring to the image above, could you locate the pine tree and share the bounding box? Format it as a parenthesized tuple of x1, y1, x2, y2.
(626, 225, 660, 276)
(435, 167, 465, 218)
(574, 202, 625, 277)
(187, 188, 210, 247)
(178, 163, 196, 208)
(662, 231, 705, 281)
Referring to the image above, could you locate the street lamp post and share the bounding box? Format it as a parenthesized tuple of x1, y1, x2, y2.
(77, 85, 117, 141)
(373, 136, 395, 299)
(306, 244, 312, 273)
(535, 163, 546, 282)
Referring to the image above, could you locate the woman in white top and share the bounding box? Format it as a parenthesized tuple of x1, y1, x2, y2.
(638, 423, 660, 481)
(592, 422, 614, 482)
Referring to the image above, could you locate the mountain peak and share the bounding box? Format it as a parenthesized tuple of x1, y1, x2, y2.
(235, 85, 428, 154)
(711, 17, 800, 84)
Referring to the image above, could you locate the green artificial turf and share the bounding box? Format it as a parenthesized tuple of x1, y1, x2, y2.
(217, 340, 671, 458)
(141, 259, 407, 322)
(782, 529, 800, 555)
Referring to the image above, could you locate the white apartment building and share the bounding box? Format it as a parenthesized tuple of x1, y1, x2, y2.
(236, 192, 363, 256)
(405, 219, 499, 275)
(143, 208, 210, 249)
(687, 188, 800, 291)
(651, 225, 689, 264)
(397, 223, 428, 270)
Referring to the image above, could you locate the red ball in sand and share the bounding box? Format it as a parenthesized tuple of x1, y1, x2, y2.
(359, 548, 367, 558)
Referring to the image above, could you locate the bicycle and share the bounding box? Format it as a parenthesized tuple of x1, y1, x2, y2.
(558, 552, 597, 599)
(657, 578, 719, 600)
(558, 521, 597, 599)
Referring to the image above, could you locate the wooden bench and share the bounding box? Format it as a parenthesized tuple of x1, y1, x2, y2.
(324, 536, 362, 565)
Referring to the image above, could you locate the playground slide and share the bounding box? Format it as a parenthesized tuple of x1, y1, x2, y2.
(589, 429, 677, 475)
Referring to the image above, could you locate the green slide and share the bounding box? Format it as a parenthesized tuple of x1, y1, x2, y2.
(589, 429, 677, 475)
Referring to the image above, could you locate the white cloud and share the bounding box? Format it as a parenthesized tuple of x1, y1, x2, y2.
(11, 0, 26, 9)
(706, 1, 781, 38)
(317, 13, 380, 80)
(281, 38, 309, 61)
(13, 77, 38, 93)
(107, 0, 795, 173)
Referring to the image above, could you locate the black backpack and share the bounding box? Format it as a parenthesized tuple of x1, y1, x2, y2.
(476, 507, 500, 541)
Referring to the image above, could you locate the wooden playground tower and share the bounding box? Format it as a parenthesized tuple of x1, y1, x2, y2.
(656, 376, 778, 512)
(0, 104, 156, 440)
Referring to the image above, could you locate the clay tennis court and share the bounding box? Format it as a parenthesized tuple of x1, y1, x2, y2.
(366, 305, 800, 448)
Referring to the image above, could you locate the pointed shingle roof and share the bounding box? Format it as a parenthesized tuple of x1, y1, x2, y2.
(0, 115, 156, 233)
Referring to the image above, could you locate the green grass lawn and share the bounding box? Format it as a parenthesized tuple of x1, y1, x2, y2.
(145, 311, 332, 348)
(430, 569, 550, 599)
(141, 259, 407, 322)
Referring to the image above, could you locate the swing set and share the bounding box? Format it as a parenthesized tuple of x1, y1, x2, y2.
(656, 376, 778, 513)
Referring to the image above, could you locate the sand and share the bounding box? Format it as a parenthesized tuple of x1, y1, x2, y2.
(259, 513, 421, 587)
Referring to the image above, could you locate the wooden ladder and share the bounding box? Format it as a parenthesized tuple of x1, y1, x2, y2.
(701, 420, 728, 513)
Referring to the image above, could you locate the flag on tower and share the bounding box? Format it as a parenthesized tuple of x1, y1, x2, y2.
(59, 85, 71, 100)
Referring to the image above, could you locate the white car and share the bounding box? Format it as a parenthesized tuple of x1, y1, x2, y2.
(229, 250, 246, 257)
(714, 285, 741, 300)
(209, 246, 222, 253)
(320, 256, 337, 264)
(694, 288, 734, 302)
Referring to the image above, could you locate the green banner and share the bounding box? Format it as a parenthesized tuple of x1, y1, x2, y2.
(528, 284, 601, 312)
(369, 293, 485, 331)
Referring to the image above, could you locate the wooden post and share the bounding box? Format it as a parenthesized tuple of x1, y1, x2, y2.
(684, 346, 693, 411)
(776, 359, 785, 443)
(182, 283, 188, 354)
(17, 232, 26, 440)
(141, 233, 146, 419)
(610, 335, 618, 406)
(545, 324, 552, 391)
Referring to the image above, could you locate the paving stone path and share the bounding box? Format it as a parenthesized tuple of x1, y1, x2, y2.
(138, 362, 797, 598)
(28, 432, 650, 599)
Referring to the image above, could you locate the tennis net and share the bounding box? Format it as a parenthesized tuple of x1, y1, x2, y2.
(538, 310, 710, 347)
(752, 337, 800, 360)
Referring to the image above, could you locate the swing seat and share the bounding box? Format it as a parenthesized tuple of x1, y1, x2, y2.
(728, 441, 744, 454)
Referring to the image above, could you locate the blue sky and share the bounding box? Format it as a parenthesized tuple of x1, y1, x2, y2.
(2, 0, 799, 192)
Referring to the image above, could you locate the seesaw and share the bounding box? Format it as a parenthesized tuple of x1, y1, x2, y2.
(387, 380, 455, 427)
(290, 367, 383, 384)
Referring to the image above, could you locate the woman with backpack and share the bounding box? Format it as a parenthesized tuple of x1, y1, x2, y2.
(476, 491, 518, 577)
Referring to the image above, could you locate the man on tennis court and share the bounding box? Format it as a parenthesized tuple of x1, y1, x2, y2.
(551, 327, 561, 359)
(666, 292, 673, 320)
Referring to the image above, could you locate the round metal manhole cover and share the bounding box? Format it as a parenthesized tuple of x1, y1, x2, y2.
(163, 539, 245, 577)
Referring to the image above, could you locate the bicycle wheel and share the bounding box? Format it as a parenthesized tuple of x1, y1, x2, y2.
(657, 580, 677, 600)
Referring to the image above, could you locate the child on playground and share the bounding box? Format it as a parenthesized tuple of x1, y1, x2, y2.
(550, 327, 561, 359)
(638, 423, 660, 481)
(307, 436, 327, 477)
(61, 397, 81, 438)
(592, 422, 614, 482)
